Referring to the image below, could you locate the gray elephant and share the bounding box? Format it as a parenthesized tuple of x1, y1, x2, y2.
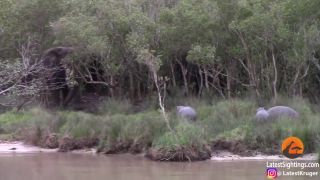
(176, 106, 197, 121)
(255, 106, 299, 121)
(41, 47, 74, 107)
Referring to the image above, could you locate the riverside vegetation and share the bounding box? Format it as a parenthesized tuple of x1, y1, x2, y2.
(1, 96, 320, 161)
(1, 0, 320, 161)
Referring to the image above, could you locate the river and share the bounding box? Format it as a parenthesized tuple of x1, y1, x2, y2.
(0, 153, 318, 180)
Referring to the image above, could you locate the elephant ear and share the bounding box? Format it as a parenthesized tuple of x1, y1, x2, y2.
(42, 47, 73, 61)
(56, 47, 74, 59)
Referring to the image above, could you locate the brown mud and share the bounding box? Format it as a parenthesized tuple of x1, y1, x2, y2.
(146, 145, 212, 161)
(97, 140, 150, 154)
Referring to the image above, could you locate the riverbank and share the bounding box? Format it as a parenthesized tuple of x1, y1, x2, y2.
(211, 150, 318, 161)
(0, 141, 58, 153)
(0, 141, 96, 154)
(1, 98, 320, 161)
(0, 141, 318, 162)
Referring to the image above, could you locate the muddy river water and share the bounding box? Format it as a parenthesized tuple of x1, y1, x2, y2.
(0, 153, 318, 180)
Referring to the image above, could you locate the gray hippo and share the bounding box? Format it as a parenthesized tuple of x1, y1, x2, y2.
(255, 107, 269, 121)
(176, 106, 197, 121)
(255, 106, 299, 121)
(267, 106, 299, 120)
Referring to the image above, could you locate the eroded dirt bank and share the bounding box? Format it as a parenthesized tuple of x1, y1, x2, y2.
(0, 141, 317, 162)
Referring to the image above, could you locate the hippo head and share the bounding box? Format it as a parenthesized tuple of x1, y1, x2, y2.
(255, 107, 269, 121)
(257, 107, 266, 112)
(176, 106, 184, 111)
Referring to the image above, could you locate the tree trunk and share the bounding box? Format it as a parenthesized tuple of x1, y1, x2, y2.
(137, 79, 142, 100)
(109, 76, 114, 98)
(292, 65, 301, 96)
(176, 59, 188, 95)
(237, 31, 260, 99)
(226, 68, 231, 99)
(299, 82, 302, 97)
(170, 61, 177, 87)
(129, 71, 135, 99)
(204, 67, 209, 90)
(198, 65, 203, 97)
(271, 47, 278, 101)
(211, 76, 225, 99)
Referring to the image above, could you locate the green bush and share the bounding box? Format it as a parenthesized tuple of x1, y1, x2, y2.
(0, 108, 56, 134)
(58, 111, 102, 139)
(153, 122, 208, 149)
(149, 122, 211, 161)
(98, 111, 166, 152)
(0, 111, 33, 133)
(198, 99, 256, 139)
(0, 108, 58, 144)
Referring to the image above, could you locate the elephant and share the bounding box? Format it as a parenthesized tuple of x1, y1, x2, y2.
(41, 47, 74, 68)
(40, 47, 74, 107)
(255, 106, 299, 121)
(176, 106, 197, 121)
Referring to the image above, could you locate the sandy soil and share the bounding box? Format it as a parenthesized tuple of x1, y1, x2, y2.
(0, 141, 97, 154)
(0, 141, 318, 161)
(211, 150, 318, 161)
(0, 141, 58, 153)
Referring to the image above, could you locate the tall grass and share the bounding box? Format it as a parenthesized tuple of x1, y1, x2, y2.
(0, 96, 319, 160)
(0, 110, 34, 134)
(153, 122, 208, 149)
(149, 121, 211, 161)
(98, 111, 166, 153)
(58, 111, 103, 139)
(197, 99, 256, 140)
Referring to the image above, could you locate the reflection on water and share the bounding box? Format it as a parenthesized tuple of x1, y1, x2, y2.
(0, 153, 317, 180)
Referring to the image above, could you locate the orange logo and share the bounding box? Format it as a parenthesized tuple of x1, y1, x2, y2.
(281, 136, 304, 159)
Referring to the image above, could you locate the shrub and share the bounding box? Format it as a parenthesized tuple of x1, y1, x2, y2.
(0, 110, 34, 133)
(98, 111, 166, 153)
(58, 111, 102, 139)
(198, 99, 256, 140)
(148, 122, 211, 161)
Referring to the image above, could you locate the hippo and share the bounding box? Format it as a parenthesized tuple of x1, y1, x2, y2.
(176, 106, 197, 122)
(267, 106, 299, 120)
(255, 107, 269, 121)
(255, 106, 299, 121)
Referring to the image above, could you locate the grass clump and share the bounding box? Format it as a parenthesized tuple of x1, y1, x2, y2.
(0, 110, 34, 134)
(198, 99, 255, 140)
(0, 108, 59, 146)
(98, 111, 166, 154)
(57, 111, 103, 151)
(59, 111, 102, 139)
(147, 122, 211, 161)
